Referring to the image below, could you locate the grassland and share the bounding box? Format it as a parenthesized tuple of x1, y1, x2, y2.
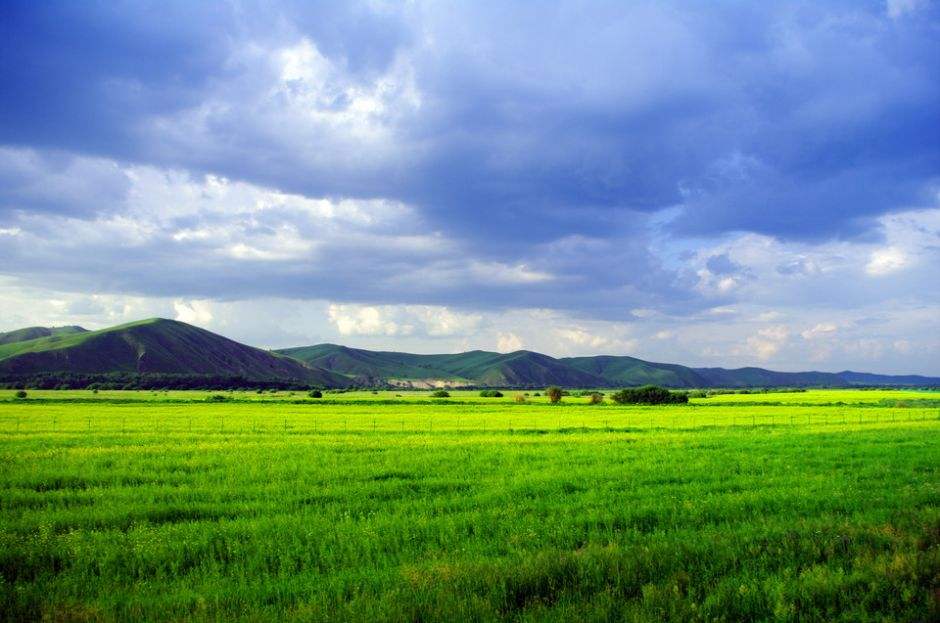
(1, 390, 938, 621)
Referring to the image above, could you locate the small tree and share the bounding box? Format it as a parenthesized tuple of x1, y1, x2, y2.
(308, 389, 322, 398)
(15, 390, 27, 399)
(514, 394, 526, 403)
(609, 385, 688, 405)
(479, 389, 503, 398)
(588, 392, 604, 405)
(431, 389, 450, 398)
(546, 386, 563, 403)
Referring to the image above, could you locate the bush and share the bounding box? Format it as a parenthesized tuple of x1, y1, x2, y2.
(308, 389, 322, 398)
(479, 389, 503, 398)
(206, 394, 230, 402)
(533, 392, 540, 397)
(609, 385, 689, 405)
(514, 394, 526, 403)
(546, 386, 563, 403)
(588, 392, 604, 405)
(431, 389, 450, 398)
(14, 390, 27, 399)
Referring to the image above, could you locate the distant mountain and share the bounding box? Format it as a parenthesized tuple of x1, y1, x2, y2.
(0, 325, 87, 346)
(691, 367, 850, 388)
(836, 370, 940, 387)
(1, 319, 936, 389)
(278, 344, 601, 387)
(561, 355, 708, 388)
(0, 319, 349, 386)
(278, 344, 940, 388)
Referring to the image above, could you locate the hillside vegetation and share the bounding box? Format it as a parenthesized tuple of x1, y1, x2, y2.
(279, 343, 939, 389)
(0, 319, 348, 387)
(0, 325, 87, 346)
(1, 319, 937, 389)
(0, 390, 936, 620)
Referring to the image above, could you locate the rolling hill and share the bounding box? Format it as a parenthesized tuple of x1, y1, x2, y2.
(0, 325, 88, 346)
(278, 344, 604, 387)
(279, 343, 940, 388)
(0, 319, 349, 386)
(1, 318, 936, 389)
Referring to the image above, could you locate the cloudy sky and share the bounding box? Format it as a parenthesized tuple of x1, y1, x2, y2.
(1, 0, 938, 374)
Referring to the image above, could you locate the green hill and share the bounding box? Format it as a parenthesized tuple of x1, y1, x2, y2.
(692, 367, 849, 388)
(277, 344, 465, 383)
(0, 319, 348, 386)
(0, 325, 87, 346)
(279, 343, 939, 388)
(277, 345, 605, 387)
(561, 355, 708, 388)
(2, 319, 935, 389)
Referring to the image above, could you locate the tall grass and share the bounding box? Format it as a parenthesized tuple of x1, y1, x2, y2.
(0, 390, 937, 621)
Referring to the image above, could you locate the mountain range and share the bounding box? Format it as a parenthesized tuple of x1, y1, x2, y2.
(1, 318, 934, 389)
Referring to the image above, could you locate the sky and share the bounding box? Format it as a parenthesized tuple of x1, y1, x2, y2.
(0, 0, 938, 374)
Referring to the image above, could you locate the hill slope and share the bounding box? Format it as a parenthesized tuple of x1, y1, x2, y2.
(280, 343, 940, 388)
(0, 319, 348, 386)
(278, 344, 605, 387)
(562, 355, 708, 388)
(0, 325, 87, 346)
(2, 320, 935, 388)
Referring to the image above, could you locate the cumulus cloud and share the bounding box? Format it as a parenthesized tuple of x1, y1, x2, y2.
(0, 2, 937, 374)
(866, 247, 908, 276)
(496, 333, 524, 353)
(744, 326, 790, 361)
(327, 303, 482, 338)
(174, 299, 214, 326)
(801, 323, 838, 340)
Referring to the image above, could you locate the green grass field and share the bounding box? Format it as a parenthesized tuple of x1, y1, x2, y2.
(1, 390, 938, 621)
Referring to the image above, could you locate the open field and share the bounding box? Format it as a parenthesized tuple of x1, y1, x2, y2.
(1, 390, 938, 621)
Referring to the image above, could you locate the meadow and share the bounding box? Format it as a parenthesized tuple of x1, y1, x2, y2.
(0, 389, 937, 621)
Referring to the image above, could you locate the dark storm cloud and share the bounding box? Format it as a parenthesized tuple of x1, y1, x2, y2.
(2, 1, 937, 244)
(0, 0, 938, 334)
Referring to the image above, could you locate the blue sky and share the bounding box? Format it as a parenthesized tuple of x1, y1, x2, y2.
(0, 0, 938, 374)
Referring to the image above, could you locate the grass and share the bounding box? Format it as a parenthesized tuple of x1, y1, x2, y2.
(0, 390, 938, 621)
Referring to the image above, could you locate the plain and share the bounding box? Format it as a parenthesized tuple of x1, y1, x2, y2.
(0, 389, 938, 621)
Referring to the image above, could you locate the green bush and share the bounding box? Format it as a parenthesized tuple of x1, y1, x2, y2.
(588, 392, 604, 405)
(14, 390, 27, 399)
(206, 394, 231, 402)
(431, 389, 450, 398)
(308, 389, 322, 398)
(609, 385, 688, 405)
(546, 386, 563, 403)
(479, 390, 503, 398)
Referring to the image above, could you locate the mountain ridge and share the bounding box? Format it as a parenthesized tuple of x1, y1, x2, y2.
(0, 318, 350, 387)
(0, 325, 88, 346)
(277, 342, 939, 388)
(0, 319, 936, 388)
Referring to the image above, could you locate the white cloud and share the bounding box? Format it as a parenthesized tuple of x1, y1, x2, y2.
(327, 304, 410, 337)
(801, 322, 838, 340)
(555, 327, 611, 349)
(496, 332, 523, 352)
(866, 247, 908, 276)
(326, 303, 482, 338)
(744, 325, 789, 360)
(173, 299, 214, 326)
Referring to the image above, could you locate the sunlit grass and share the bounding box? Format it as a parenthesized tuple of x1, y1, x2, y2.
(1, 390, 938, 621)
